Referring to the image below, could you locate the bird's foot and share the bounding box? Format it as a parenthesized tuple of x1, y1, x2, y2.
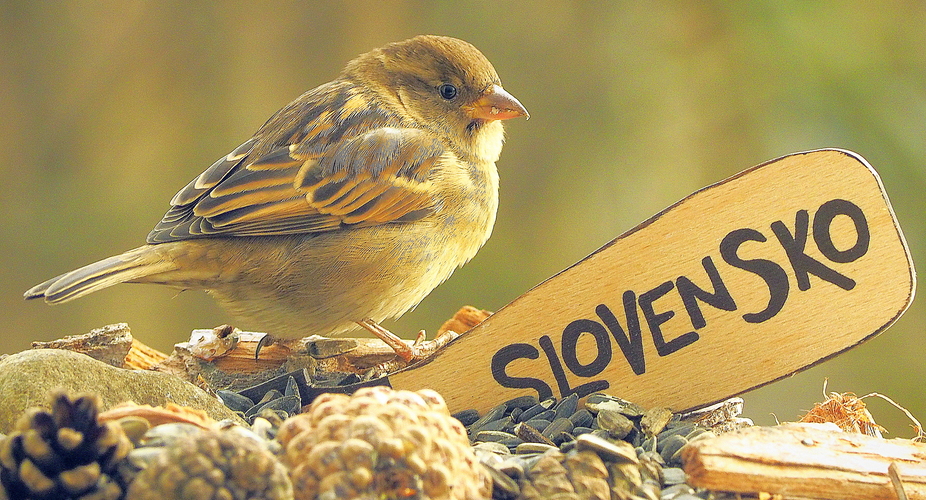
(356, 318, 459, 364)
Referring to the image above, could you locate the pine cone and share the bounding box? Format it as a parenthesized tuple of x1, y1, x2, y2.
(0, 391, 133, 500)
(278, 386, 490, 500)
(125, 428, 292, 500)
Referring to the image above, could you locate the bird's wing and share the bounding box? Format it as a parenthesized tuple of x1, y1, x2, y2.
(147, 84, 444, 244)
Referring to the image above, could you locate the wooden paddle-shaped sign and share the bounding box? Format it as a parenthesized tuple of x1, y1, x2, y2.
(382, 149, 914, 414)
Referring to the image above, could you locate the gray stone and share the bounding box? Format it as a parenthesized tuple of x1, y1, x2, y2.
(0, 349, 243, 432)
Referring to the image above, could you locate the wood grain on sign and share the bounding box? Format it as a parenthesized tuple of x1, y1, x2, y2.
(388, 149, 915, 414)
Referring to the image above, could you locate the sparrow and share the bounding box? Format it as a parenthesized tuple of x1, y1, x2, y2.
(25, 35, 528, 358)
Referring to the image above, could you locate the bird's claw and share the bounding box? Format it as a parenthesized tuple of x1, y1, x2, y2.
(356, 318, 458, 364)
(255, 333, 277, 360)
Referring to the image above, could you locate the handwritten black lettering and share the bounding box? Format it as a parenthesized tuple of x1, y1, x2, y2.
(677, 256, 737, 330)
(489, 198, 872, 401)
(771, 210, 855, 291)
(720, 228, 789, 323)
(491, 343, 554, 401)
(639, 281, 699, 356)
(561, 319, 612, 377)
(540, 335, 609, 399)
(813, 199, 870, 263)
(596, 293, 645, 375)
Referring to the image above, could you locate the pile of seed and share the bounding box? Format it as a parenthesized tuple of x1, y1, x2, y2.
(217, 369, 394, 424)
(218, 377, 752, 500)
(454, 393, 739, 500)
(218, 374, 304, 424)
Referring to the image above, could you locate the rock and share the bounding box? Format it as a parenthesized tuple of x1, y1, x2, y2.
(0, 349, 243, 432)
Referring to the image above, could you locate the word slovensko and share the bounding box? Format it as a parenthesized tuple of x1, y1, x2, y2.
(491, 198, 870, 401)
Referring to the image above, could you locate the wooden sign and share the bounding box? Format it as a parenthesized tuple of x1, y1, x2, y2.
(385, 149, 915, 414)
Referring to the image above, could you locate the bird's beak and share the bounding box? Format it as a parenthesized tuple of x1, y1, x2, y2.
(468, 84, 529, 121)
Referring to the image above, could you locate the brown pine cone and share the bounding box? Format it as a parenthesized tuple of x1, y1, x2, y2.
(0, 391, 133, 500)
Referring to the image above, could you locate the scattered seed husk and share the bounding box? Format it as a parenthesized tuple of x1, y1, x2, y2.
(462, 393, 746, 500)
(641, 407, 674, 437)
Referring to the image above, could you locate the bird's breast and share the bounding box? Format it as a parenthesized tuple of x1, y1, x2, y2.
(430, 154, 499, 267)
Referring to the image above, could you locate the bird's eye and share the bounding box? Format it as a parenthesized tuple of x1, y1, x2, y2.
(438, 83, 458, 100)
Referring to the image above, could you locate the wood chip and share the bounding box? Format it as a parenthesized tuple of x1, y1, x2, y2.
(124, 338, 169, 370)
(682, 423, 926, 500)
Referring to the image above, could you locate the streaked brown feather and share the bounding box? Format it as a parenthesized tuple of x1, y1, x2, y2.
(147, 84, 444, 244)
(169, 137, 259, 206)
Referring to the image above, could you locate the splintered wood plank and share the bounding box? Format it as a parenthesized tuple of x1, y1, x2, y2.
(386, 149, 914, 414)
(682, 423, 926, 499)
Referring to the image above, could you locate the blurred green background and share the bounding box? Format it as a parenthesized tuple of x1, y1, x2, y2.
(2, 2, 923, 435)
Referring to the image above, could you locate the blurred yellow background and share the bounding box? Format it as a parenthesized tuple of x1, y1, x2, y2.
(2, 2, 923, 435)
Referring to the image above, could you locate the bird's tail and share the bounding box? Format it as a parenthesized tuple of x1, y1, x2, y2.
(24, 245, 177, 304)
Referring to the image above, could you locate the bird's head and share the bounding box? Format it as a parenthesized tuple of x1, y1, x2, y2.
(345, 35, 528, 162)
